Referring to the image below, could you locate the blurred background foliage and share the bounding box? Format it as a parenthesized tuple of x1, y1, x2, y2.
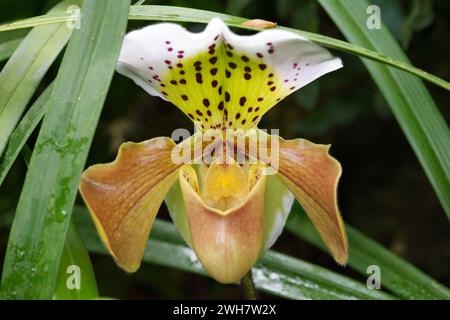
(0, 0, 449, 299)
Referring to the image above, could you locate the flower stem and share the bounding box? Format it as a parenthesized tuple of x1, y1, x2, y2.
(240, 270, 257, 300)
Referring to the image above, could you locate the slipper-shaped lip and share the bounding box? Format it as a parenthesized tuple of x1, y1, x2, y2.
(179, 164, 267, 283)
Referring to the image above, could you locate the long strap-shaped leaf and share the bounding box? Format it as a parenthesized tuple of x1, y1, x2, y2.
(0, 0, 130, 299)
(287, 203, 450, 300)
(0, 29, 28, 61)
(0, 5, 448, 92)
(317, 0, 450, 219)
(53, 223, 99, 300)
(0, 83, 53, 186)
(73, 209, 393, 300)
(0, 1, 78, 158)
(17, 145, 99, 300)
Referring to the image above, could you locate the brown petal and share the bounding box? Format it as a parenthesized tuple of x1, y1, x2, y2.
(248, 132, 347, 265)
(179, 164, 266, 283)
(79, 137, 180, 272)
(277, 138, 348, 264)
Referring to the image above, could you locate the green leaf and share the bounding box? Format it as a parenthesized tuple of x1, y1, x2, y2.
(73, 208, 394, 300)
(19, 143, 32, 166)
(14, 144, 99, 300)
(0, 82, 52, 186)
(0, 29, 28, 61)
(53, 223, 99, 300)
(318, 0, 450, 219)
(0, 1, 77, 158)
(286, 203, 450, 299)
(0, 0, 130, 299)
(0, 5, 448, 91)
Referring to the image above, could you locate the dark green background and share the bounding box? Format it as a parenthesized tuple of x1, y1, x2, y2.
(0, 0, 449, 299)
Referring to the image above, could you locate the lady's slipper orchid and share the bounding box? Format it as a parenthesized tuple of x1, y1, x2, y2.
(80, 18, 347, 284)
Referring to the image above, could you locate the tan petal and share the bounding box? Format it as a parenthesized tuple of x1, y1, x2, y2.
(277, 138, 347, 264)
(79, 137, 180, 272)
(248, 132, 347, 265)
(179, 164, 266, 284)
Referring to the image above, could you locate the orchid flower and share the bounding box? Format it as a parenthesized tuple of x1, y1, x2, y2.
(79, 18, 347, 284)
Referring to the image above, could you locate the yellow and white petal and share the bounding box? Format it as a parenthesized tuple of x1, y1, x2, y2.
(116, 18, 342, 130)
(79, 137, 180, 272)
(178, 164, 266, 284)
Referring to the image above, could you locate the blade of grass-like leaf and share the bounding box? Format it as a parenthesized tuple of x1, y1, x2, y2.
(19, 144, 32, 165)
(0, 30, 28, 61)
(0, 14, 76, 31)
(0, 82, 53, 186)
(73, 207, 394, 300)
(286, 203, 450, 300)
(0, 38, 22, 62)
(0, 5, 448, 91)
(0, 1, 78, 158)
(318, 0, 450, 218)
(53, 223, 99, 300)
(0, 0, 130, 299)
(17, 145, 99, 300)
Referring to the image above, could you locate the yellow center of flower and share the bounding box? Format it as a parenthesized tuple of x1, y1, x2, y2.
(204, 158, 248, 205)
(180, 154, 265, 213)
